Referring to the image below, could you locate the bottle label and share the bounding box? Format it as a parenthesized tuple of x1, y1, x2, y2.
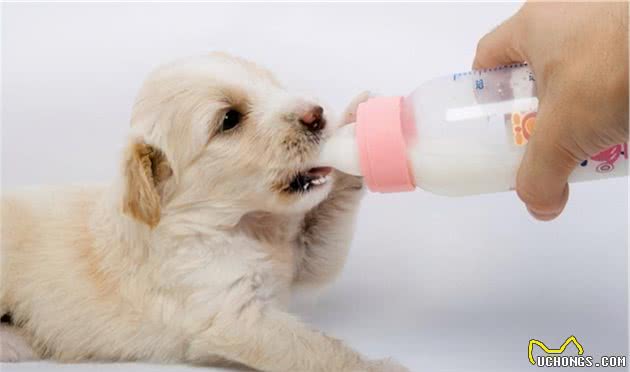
(508, 110, 628, 174)
(582, 143, 628, 173)
(510, 110, 536, 146)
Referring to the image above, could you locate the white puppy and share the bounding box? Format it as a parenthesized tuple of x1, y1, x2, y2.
(0, 53, 407, 372)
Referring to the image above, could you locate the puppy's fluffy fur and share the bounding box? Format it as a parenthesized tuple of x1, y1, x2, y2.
(0, 53, 407, 372)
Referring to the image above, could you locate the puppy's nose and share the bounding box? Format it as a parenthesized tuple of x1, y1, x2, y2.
(299, 106, 325, 131)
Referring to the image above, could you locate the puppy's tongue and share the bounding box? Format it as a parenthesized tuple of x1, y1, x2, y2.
(306, 167, 332, 178)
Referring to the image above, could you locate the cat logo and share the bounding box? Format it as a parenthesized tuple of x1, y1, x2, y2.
(528, 336, 584, 365)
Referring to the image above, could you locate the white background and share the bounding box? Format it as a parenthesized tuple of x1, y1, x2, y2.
(2, 3, 628, 372)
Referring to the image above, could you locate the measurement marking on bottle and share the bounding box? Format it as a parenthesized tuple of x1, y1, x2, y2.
(452, 63, 530, 81)
(452, 71, 472, 81)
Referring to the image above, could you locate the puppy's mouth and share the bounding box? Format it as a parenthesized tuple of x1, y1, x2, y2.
(286, 167, 333, 193)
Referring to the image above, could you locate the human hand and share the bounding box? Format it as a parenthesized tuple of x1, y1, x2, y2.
(473, 2, 628, 220)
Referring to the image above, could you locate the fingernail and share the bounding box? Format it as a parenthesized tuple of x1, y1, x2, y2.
(526, 206, 560, 221)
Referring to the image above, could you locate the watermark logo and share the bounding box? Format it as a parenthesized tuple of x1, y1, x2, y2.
(528, 336, 626, 368)
(528, 336, 584, 365)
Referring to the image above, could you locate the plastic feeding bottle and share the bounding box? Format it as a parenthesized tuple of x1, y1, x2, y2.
(318, 64, 628, 196)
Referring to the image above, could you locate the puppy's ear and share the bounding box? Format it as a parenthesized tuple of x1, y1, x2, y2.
(122, 141, 172, 228)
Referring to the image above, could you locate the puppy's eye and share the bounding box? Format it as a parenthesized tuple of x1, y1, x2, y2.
(221, 109, 242, 131)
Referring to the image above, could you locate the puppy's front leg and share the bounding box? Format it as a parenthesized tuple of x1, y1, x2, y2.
(294, 171, 363, 287)
(294, 93, 370, 287)
(186, 297, 404, 372)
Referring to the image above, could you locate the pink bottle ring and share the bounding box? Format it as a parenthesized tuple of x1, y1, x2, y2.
(356, 96, 416, 192)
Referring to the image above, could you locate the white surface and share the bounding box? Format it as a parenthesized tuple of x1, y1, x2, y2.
(2, 3, 628, 372)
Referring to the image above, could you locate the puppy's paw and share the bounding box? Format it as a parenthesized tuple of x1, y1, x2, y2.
(341, 91, 371, 126)
(332, 170, 363, 194)
(364, 358, 410, 372)
(0, 326, 36, 362)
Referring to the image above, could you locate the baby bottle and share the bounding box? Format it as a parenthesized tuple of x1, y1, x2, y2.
(318, 64, 628, 196)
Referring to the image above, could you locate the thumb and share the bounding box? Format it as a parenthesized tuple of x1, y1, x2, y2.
(516, 102, 582, 221)
(472, 13, 526, 70)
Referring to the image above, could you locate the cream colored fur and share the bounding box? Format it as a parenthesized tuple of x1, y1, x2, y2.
(0, 53, 407, 372)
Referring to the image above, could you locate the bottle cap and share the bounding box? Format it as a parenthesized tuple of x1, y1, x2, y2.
(356, 96, 416, 192)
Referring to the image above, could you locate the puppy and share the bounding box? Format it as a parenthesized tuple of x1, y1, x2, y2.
(0, 53, 407, 372)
